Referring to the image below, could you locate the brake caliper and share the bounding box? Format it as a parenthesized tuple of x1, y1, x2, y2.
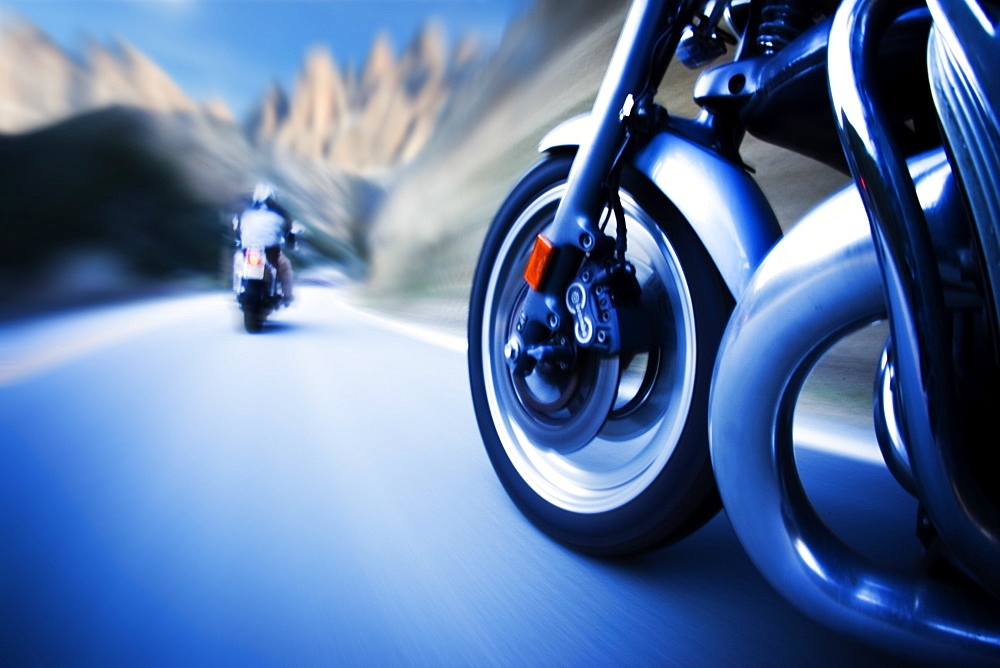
(567, 254, 649, 355)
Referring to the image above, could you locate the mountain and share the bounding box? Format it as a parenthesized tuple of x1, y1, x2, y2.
(0, 15, 229, 133)
(246, 21, 482, 175)
(0, 3, 684, 315)
(0, 14, 382, 314)
(363, 0, 633, 300)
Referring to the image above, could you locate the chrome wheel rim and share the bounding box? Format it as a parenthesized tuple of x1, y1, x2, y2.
(481, 183, 698, 513)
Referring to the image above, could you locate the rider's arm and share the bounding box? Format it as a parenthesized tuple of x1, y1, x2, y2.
(266, 197, 294, 235)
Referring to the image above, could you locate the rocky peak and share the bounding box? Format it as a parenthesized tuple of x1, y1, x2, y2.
(111, 40, 198, 113)
(0, 14, 228, 133)
(251, 20, 484, 175)
(0, 10, 484, 175)
(202, 96, 235, 123)
(0, 16, 83, 130)
(357, 31, 397, 109)
(399, 21, 446, 99)
(275, 45, 348, 160)
(246, 81, 289, 142)
(451, 33, 483, 72)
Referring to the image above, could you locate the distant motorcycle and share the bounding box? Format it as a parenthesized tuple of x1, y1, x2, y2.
(468, 0, 1000, 659)
(234, 245, 284, 333)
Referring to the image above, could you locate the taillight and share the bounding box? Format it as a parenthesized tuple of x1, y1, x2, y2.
(524, 234, 556, 291)
(245, 249, 263, 266)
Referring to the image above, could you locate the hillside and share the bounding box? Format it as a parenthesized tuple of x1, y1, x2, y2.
(361, 0, 848, 312)
(0, 2, 849, 327)
(364, 1, 631, 304)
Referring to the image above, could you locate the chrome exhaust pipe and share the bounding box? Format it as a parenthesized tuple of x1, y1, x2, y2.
(710, 152, 1000, 661)
(829, 0, 1000, 597)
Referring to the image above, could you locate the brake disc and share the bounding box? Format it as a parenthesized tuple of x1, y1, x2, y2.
(506, 332, 621, 454)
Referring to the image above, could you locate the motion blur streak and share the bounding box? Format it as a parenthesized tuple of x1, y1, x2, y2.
(335, 296, 467, 353)
(0, 286, 904, 664)
(794, 414, 884, 465)
(0, 294, 219, 387)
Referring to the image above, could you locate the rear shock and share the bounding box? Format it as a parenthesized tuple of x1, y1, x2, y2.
(757, 0, 816, 53)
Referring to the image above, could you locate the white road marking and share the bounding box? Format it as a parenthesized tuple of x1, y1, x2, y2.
(334, 296, 468, 354)
(0, 294, 222, 387)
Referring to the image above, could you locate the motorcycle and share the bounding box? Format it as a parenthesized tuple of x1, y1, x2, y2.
(467, 0, 1000, 659)
(234, 245, 284, 333)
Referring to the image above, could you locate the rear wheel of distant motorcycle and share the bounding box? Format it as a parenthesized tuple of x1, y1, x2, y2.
(244, 310, 263, 334)
(468, 153, 733, 555)
(242, 282, 264, 334)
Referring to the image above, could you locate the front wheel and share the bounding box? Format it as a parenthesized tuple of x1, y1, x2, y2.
(468, 153, 733, 555)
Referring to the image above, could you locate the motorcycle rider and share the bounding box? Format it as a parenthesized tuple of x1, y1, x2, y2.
(233, 183, 295, 305)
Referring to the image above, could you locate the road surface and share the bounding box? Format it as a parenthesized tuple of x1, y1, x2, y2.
(1, 287, 927, 665)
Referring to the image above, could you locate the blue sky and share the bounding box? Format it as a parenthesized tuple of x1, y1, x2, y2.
(0, 0, 533, 120)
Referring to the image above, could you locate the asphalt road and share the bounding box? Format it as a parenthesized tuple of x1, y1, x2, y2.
(0, 287, 927, 665)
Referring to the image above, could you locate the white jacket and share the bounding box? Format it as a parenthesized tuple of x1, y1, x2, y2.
(238, 206, 287, 248)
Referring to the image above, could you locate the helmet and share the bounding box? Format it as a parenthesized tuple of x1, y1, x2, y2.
(252, 182, 275, 204)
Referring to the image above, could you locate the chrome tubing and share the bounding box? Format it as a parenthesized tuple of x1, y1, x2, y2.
(926, 0, 1000, 351)
(828, 0, 1000, 596)
(873, 343, 919, 496)
(512, 0, 691, 345)
(710, 156, 1000, 660)
(546, 0, 678, 250)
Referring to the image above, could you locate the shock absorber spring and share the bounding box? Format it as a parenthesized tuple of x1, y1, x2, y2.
(757, 0, 815, 54)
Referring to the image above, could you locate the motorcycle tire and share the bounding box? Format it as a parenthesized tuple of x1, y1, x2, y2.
(241, 282, 265, 334)
(468, 152, 733, 555)
(244, 311, 264, 334)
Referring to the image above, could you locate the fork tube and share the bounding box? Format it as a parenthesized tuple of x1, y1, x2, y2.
(547, 0, 678, 250)
(829, 0, 1000, 596)
(517, 0, 686, 338)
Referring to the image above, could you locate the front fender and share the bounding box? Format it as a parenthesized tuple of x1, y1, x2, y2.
(540, 115, 783, 297)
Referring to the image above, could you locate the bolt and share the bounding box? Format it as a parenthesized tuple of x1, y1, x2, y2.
(504, 341, 519, 361)
(547, 313, 560, 329)
(597, 331, 607, 344)
(957, 248, 978, 281)
(580, 233, 594, 250)
(581, 270, 591, 283)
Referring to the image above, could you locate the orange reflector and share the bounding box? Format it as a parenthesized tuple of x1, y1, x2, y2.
(524, 234, 556, 291)
(247, 249, 263, 266)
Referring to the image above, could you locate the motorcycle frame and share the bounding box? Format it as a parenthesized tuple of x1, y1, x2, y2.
(526, 0, 1000, 656)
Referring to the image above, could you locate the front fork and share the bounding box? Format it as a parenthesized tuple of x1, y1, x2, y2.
(505, 0, 686, 377)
